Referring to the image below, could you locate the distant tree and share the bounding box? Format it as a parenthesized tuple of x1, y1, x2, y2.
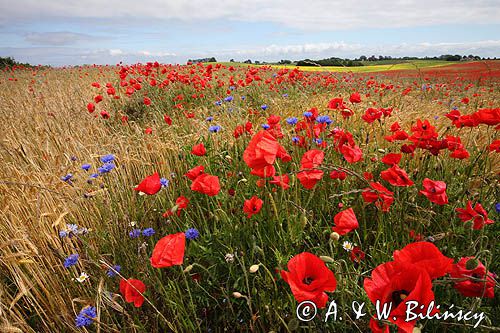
(279, 59, 292, 64)
(359, 55, 367, 61)
(0, 56, 33, 68)
(255, 61, 260, 64)
(243, 59, 252, 64)
(230, 59, 235, 62)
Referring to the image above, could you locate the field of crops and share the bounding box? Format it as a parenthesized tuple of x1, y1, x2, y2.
(0, 60, 499, 332)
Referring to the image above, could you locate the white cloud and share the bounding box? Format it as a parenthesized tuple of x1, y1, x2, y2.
(0, 0, 499, 31)
(23, 31, 96, 45)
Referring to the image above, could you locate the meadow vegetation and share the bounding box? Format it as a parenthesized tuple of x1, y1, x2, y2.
(0, 60, 498, 332)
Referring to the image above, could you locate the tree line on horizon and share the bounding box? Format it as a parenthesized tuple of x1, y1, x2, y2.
(1, 54, 497, 69)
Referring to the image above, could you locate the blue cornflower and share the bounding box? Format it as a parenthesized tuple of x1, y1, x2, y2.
(61, 173, 73, 182)
(67, 224, 78, 233)
(292, 136, 300, 143)
(129, 229, 141, 238)
(185, 228, 200, 240)
(142, 228, 155, 237)
(81, 163, 91, 171)
(71, 156, 77, 161)
(224, 96, 233, 102)
(89, 173, 99, 179)
(282, 93, 288, 97)
(209, 125, 221, 133)
(98, 163, 115, 173)
(215, 100, 222, 106)
(241, 96, 246, 100)
(452, 106, 458, 110)
(160, 178, 169, 187)
(434, 116, 439, 120)
(64, 254, 79, 268)
(75, 306, 96, 328)
(316, 115, 333, 125)
(286, 117, 298, 125)
(315, 138, 323, 145)
(100, 154, 115, 163)
(59, 230, 68, 238)
(205, 116, 214, 122)
(261, 124, 270, 130)
(106, 265, 121, 277)
(495, 203, 500, 213)
(303, 111, 313, 118)
(261, 104, 268, 111)
(229, 85, 235, 90)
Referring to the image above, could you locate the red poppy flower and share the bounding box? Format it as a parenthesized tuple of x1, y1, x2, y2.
(150, 232, 186, 268)
(249, 164, 276, 178)
(392, 242, 453, 280)
(472, 108, 500, 126)
(190, 174, 220, 196)
(450, 257, 495, 298)
(349, 92, 361, 103)
(362, 182, 394, 212)
(145, 127, 153, 135)
(489, 139, 500, 152)
(191, 143, 206, 156)
(332, 208, 359, 235)
(297, 169, 324, 189)
(164, 195, 190, 217)
(94, 95, 103, 103)
(349, 246, 365, 264)
(300, 149, 324, 169)
(455, 201, 494, 230)
(340, 145, 363, 163)
(143, 97, 152, 106)
(100, 110, 110, 119)
(380, 165, 414, 187)
(450, 148, 470, 159)
(327, 97, 347, 110)
(243, 130, 290, 177)
(87, 103, 95, 113)
(185, 165, 205, 180)
(364, 261, 437, 333)
(120, 278, 146, 307)
(362, 107, 383, 123)
(381, 153, 401, 166)
(243, 196, 263, 218)
(164, 114, 172, 125)
(134, 172, 162, 195)
(280, 252, 337, 308)
(269, 174, 290, 190)
(419, 178, 448, 205)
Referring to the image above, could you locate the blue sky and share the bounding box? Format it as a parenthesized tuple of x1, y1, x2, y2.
(0, 0, 499, 66)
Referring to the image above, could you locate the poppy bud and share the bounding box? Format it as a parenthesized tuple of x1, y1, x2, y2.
(465, 258, 479, 270)
(183, 265, 194, 273)
(320, 256, 334, 263)
(300, 214, 308, 228)
(232, 292, 243, 298)
(249, 264, 260, 273)
(330, 232, 340, 241)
